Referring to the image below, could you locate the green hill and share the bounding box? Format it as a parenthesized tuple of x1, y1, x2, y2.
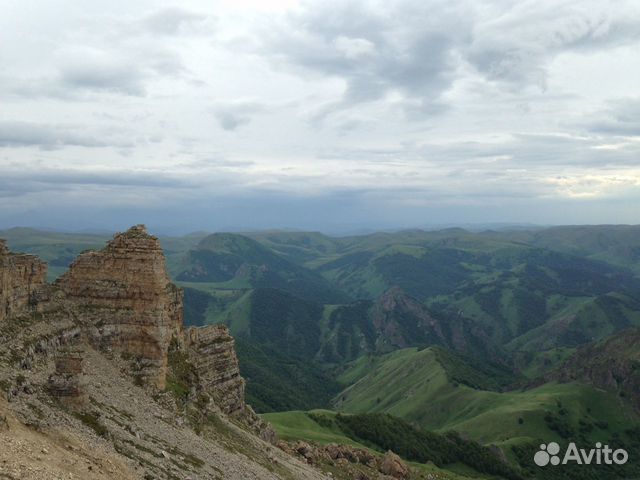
(317, 287, 495, 363)
(548, 327, 640, 410)
(174, 233, 349, 304)
(302, 231, 640, 348)
(244, 230, 342, 265)
(235, 339, 341, 413)
(334, 347, 639, 448)
(504, 225, 640, 275)
(506, 292, 640, 353)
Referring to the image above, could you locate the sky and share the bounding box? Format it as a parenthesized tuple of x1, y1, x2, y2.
(1, 0, 639, 234)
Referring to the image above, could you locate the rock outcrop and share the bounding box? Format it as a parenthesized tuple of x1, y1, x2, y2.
(54, 225, 183, 389)
(278, 441, 409, 479)
(185, 324, 245, 416)
(549, 327, 640, 410)
(0, 240, 48, 324)
(380, 450, 409, 479)
(47, 348, 87, 409)
(183, 324, 276, 442)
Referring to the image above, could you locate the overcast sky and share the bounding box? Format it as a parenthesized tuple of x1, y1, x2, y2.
(1, 0, 639, 234)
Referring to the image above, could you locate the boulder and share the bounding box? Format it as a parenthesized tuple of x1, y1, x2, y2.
(379, 450, 408, 479)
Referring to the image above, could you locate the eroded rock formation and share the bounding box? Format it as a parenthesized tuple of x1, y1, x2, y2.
(48, 348, 87, 409)
(185, 324, 245, 416)
(0, 240, 48, 324)
(55, 225, 183, 388)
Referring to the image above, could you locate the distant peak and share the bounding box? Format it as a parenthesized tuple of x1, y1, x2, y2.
(112, 224, 155, 240)
(127, 224, 148, 235)
(377, 286, 416, 310)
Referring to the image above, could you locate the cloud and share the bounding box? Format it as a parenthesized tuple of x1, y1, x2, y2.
(141, 7, 209, 36)
(586, 97, 640, 136)
(57, 49, 147, 96)
(257, 0, 640, 117)
(259, 0, 473, 116)
(466, 1, 640, 88)
(0, 6, 203, 101)
(0, 121, 134, 149)
(212, 101, 267, 130)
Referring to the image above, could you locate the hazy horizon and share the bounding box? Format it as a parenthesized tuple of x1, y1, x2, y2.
(2, 220, 640, 238)
(2, 0, 639, 233)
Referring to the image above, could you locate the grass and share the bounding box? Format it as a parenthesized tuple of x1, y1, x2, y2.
(264, 410, 521, 479)
(262, 410, 368, 446)
(334, 347, 640, 447)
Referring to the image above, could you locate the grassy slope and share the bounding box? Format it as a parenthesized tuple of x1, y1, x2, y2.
(506, 292, 640, 352)
(334, 347, 638, 447)
(263, 411, 507, 480)
(262, 410, 367, 446)
(504, 225, 640, 276)
(235, 339, 341, 413)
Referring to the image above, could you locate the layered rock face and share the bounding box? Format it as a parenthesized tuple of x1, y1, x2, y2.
(47, 349, 87, 409)
(55, 225, 183, 388)
(185, 324, 245, 416)
(184, 324, 276, 442)
(0, 240, 48, 324)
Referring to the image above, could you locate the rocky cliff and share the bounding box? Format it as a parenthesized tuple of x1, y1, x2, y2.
(0, 239, 48, 324)
(184, 324, 245, 416)
(54, 225, 183, 388)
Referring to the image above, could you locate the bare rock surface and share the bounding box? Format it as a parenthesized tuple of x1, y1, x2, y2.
(0, 239, 48, 324)
(55, 225, 183, 388)
(380, 451, 409, 479)
(185, 324, 245, 416)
